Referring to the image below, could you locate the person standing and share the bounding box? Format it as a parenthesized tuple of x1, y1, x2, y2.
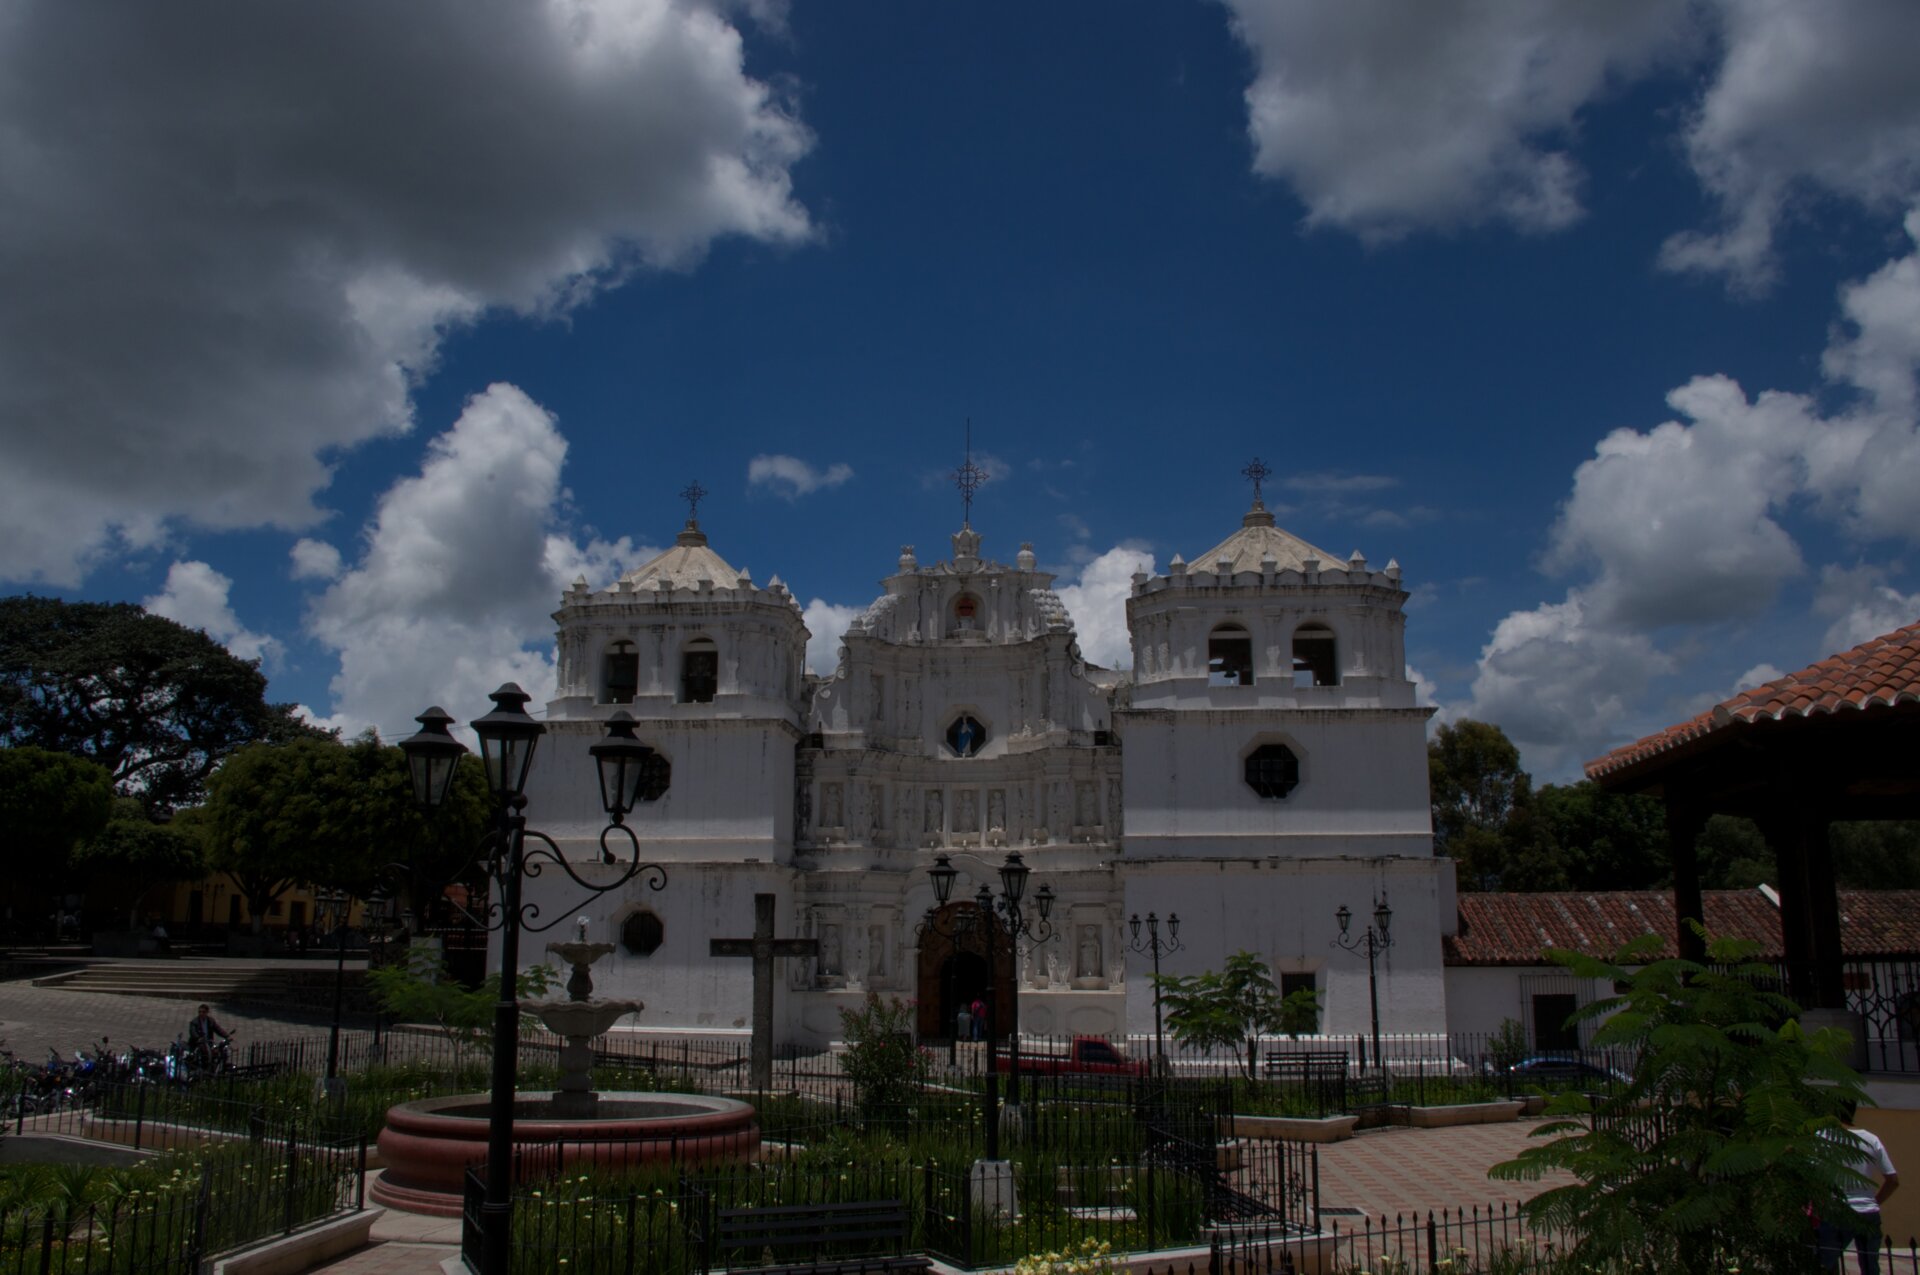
(1818, 1102, 1899, 1275)
(970, 997, 987, 1042)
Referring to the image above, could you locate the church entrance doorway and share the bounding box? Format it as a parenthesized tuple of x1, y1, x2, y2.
(915, 901, 1013, 1040)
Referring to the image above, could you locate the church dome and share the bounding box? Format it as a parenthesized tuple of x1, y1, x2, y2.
(1193, 502, 1340, 574)
(619, 521, 739, 591)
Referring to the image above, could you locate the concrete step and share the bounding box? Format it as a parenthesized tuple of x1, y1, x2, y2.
(32, 966, 295, 999)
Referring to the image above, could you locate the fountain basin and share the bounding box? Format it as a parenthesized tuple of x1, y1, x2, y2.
(370, 1091, 759, 1216)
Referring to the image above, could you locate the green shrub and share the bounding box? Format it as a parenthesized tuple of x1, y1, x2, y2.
(837, 993, 929, 1123)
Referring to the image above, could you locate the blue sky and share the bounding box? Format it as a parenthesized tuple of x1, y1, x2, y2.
(3, 1, 1918, 781)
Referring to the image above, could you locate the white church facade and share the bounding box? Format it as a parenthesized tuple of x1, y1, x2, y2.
(519, 483, 1452, 1051)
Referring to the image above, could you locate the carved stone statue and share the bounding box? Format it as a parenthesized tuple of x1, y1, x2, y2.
(924, 790, 943, 835)
(867, 923, 889, 981)
(955, 789, 979, 834)
(821, 782, 844, 829)
(988, 789, 1006, 831)
(818, 923, 843, 977)
(1076, 924, 1102, 978)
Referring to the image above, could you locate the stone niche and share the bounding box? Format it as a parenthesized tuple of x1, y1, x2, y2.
(1069, 909, 1108, 990)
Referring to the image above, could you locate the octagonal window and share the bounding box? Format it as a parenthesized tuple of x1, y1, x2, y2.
(635, 751, 671, 802)
(1245, 743, 1300, 800)
(946, 715, 986, 757)
(621, 910, 664, 957)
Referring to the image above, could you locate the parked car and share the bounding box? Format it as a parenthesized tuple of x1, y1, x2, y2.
(1502, 1054, 1630, 1086)
(996, 1036, 1147, 1078)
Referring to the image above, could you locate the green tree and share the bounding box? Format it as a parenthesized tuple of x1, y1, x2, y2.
(1513, 781, 1670, 891)
(1428, 720, 1532, 891)
(1153, 950, 1287, 1080)
(333, 733, 493, 930)
(837, 993, 928, 1123)
(0, 596, 323, 812)
(367, 946, 558, 1068)
(1696, 814, 1775, 890)
(71, 799, 205, 930)
(1491, 929, 1866, 1273)
(202, 737, 359, 932)
(1830, 820, 1920, 889)
(0, 745, 114, 888)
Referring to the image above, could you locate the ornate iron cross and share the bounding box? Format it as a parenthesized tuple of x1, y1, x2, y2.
(953, 421, 988, 525)
(1241, 457, 1272, 506)
(680, 480, 707, 523)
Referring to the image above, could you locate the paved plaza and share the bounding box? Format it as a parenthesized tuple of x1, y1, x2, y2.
(0, 970, 1569, 1274)
(0, 958, 355, 1059)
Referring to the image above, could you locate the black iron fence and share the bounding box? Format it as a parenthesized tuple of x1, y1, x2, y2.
(473, 1078, 1318, 1273)
(0, 1089, 364, 1273)
(1845, 958, 1920, 1073)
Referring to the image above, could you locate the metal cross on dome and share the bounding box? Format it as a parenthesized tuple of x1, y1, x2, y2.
(680, 480, 707, 523)
(1241, 457, 1272, 507)
(952, 421, 989, 525)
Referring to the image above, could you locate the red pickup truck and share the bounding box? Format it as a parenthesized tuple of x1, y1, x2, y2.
(995, 1037, 1147, 1077)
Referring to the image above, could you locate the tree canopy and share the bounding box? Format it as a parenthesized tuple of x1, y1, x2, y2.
(1426, 719, 1919, 893)
(1152, 949, 1301, 1080)
(202, 737, 361, 931)
(0, 595, 322, 812)
(73, 799, 205, 929)
(199, 732, 493, 932)
(0, 745, 114, 888)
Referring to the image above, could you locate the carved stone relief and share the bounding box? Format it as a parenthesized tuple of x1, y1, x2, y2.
(955, 789, 979, 835)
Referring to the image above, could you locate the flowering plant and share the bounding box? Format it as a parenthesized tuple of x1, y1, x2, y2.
(1012, 1238, 1120, 1275)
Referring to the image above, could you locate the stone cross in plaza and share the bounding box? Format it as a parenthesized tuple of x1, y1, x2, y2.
(710, 894, 818, 1092)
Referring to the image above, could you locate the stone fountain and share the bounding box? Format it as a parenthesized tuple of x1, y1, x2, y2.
(534, 920, 644, 1118)
(370, 921, 759, 1217)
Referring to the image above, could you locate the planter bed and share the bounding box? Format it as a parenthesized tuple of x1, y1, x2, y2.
(1221, 1113, 1359, 1143)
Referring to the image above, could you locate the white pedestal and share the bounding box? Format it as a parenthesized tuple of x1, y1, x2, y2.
(968, 1159, 1018, 1221)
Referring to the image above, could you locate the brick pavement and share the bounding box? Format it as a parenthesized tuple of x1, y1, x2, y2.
(1313, 1119, 1577, 1221)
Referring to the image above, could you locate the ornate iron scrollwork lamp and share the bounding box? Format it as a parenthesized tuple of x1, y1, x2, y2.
(1331, 894, 1393, 1074)
(399, 687, 667, 1275)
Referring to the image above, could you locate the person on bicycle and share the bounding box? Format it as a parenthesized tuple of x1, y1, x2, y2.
(186, 1004, 231, 1068)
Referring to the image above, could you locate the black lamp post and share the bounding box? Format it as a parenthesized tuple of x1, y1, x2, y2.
(918, 852, 1054, 1160)
(1126, 911, 1182, 1071)
(400, 689, 666, 1275)
(314, 887, 352, 1090)
(1331, 894, 1394, 1074)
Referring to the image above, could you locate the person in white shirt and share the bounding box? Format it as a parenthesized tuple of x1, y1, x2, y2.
(1818, 1101, 1899, 1275)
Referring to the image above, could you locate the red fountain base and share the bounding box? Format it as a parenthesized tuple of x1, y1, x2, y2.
(370, 1091, 760, 1216)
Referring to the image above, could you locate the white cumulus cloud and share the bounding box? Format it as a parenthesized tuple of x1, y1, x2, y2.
(1814, 563, 1920, 654)
(1464, 204, 1920, 774)
(303, 383, 653, 738)
(748, 455, 855, 500)
(290, 539, 344, 582)
(144, 560, 282, 667)
(1056, 545, 1157, 670)
(1219, 1, 1920, 287)
(0, 0, 813, 586)
(1660, 0, 1920, 291)
(1220, 0, 1690, 239)
(801, 600, 866, 676)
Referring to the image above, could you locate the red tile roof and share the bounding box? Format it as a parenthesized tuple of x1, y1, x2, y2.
(1445, 889, 1920, 965)
(1586, 620, 1920, 781)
